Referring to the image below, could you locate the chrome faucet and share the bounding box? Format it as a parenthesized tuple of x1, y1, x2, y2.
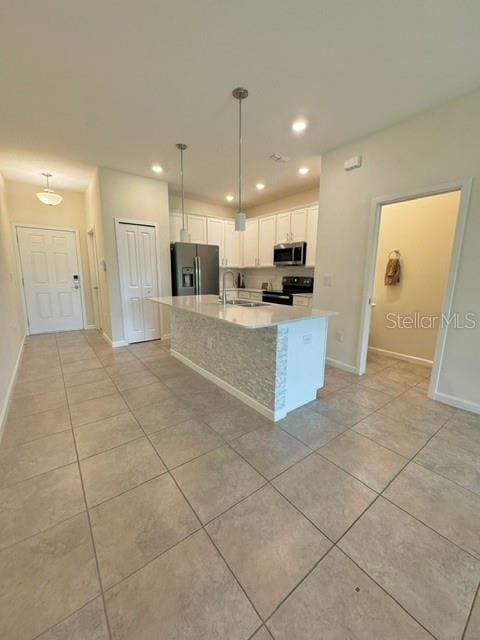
(221, 270, 236, 305)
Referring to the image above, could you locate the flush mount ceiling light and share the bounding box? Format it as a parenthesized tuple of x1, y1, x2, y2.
(176, 143, 189, 242)
(151, 164, 163, 174)
(292, 119, 307, 133)
(298, 166, 310, 175)
(225, 194, 234, 202)
(256, 182, 265, 191)
(232, 86, 249, 231)
(36, 173, 63, 206)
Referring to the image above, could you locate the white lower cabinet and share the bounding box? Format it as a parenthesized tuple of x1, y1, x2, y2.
(293, 295, 312, 307)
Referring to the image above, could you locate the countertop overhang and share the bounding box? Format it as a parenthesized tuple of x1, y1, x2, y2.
(149, 295, 337, 329)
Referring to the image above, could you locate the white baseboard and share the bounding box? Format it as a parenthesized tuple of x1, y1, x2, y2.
(432, 391, 480, 415)
(0, 335, 25, 441)
(326, 357, 358, 374)
(171, 349, 282, 421)
(102, 332, 129, 348)
(85, 324, 97, 330)
(368, 346, 433, 368)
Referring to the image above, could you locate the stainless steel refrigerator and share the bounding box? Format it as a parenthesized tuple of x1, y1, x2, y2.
(171, 243, 219, 296)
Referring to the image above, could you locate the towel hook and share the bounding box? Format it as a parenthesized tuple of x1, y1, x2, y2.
(389, 249, 400, 258)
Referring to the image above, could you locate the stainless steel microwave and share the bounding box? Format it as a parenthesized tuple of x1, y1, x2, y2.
(273, 242, 307, 266)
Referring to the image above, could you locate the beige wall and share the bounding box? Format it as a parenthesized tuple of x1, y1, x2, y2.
(6, 180, 95, 327)
(245, 187, 319, 218)
(370, 191, 459, 361)
(169, 194, 235, 219)
(97, 167, 171, 343)
(0, 174, 26, 429)
(314, 87, 480, 410)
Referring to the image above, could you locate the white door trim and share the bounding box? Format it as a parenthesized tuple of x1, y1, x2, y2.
(87, 225, 102, 330)
(13, 223, 88, 334)
(357, 178, 472, 402)
(114, 218, 165, 343)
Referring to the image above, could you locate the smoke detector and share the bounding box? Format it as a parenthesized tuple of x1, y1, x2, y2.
(269, 153, 290, 163)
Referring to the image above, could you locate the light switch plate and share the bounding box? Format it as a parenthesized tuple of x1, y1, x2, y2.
(323, 273, 333, 287)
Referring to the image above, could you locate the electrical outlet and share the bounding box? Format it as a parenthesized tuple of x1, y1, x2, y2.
(335, 330, 345, 343)
(323, 273, 333, 287)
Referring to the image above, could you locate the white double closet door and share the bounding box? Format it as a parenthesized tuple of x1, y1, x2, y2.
(117, 222, 160, 343)
(17, 226, 84, 334)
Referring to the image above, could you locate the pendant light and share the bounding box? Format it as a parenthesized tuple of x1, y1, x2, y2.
(232, 87, 248, 231)
(36, 173, 63, 206)
(176, 143, 189, 242)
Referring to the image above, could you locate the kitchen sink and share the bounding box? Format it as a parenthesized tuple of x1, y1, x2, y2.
(224, 300, 269, 307)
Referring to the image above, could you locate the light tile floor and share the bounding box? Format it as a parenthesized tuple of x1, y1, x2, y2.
(0, 332, 479, 639)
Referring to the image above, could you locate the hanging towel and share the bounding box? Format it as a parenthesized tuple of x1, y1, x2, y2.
(384, 257, 401, 286)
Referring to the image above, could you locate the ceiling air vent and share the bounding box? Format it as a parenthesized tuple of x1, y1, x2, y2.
(269, 153, 290, 163)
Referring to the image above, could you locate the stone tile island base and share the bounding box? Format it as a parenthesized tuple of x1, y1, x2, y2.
(170, 307, 328, 421)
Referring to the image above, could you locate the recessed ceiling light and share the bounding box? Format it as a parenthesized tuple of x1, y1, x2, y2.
(225, 194, 234, 202)
(151, 164, 163, 174)
(256, 182, 265, 191)
(292, 119, 307, 133)
(298, 166, 310, 175)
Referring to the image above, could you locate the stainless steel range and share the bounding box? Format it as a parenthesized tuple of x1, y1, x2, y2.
(262, 276, 314, 306)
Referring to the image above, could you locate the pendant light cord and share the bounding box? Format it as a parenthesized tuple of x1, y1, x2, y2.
(180, 147, 185, 228)
(238, 96, 242, 215)
(176, 143, 188, 230)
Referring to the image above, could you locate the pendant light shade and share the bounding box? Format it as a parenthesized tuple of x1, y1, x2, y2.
(36, 173, 63, 206)
(233, 87, 248, 231)
(176, 143, 190, 242)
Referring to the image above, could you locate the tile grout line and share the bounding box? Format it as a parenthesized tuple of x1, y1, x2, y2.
(461, 579, 479, 640)
(108, 388, 268, 627)
(94, 347, 270, 624)
(56, 334, 114, 640)
(4, 337, 475, 639)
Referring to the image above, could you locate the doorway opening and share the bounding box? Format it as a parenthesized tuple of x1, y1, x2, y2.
(357, 179, 471, 402)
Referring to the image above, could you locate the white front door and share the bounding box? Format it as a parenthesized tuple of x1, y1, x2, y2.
(117, 222, 160, 343)
(17, 226, 84, 334)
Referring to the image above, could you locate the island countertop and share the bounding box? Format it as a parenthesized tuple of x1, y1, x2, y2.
(149, 295, 336, 329)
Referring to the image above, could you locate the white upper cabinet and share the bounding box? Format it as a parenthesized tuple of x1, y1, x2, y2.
(224, 220, 241, 267)
(169, 213, 183, 243)
(207, 218, 225, 263)
(275, 212, 291, 243)
(291, 208, 308, 242)
(243, 219, 259, 267)
(306, 205, 319, 266)
(187, 215, 207, 243)
(169, 202, 317, 268)
(258, 215, 276, 266)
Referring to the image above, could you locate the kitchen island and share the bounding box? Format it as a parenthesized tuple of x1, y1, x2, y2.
(150, 295, 336, 421)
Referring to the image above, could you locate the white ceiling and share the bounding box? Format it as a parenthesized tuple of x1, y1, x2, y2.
(1, 1, 480, 205)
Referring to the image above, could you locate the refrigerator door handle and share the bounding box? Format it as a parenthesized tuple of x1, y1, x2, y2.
(197, 256, 202, 295)
(193, 256, 198, 294)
